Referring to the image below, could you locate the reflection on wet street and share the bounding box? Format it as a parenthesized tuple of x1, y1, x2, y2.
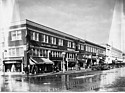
(1, 67, 125, 92)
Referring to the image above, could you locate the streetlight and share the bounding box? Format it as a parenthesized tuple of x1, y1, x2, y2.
(62, 52, 66, 73)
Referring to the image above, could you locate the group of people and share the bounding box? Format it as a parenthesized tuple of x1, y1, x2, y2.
(24, 65, 60, 75)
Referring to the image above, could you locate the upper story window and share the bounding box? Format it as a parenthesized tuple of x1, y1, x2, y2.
(58, 39, 63, 46)
(43, 35, 48, 43)
(67, 41, 72, 48)
(9, 47, 24, 57)
(50, 37, 56, 45)
(78, 44, 81, 50)
(72, 42, 75, 48)
(31, 31, 39, 41)
(81, 45, 84, 50)
(36, 33, 39, 41)
(11, 30, 22, 41)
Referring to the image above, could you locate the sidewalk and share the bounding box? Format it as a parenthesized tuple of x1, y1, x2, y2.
(0, 68, 92, 77)
(25, 68, 92, 77)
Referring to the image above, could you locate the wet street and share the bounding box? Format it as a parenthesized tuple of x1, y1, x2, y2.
(0, 67, 125, 92)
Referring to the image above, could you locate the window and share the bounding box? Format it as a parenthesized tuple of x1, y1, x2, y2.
(33, 32, 35, 40)
(78, 44, 81, 50)
(19, 47, 23, 56)
(81, 45, 84, 50)
(40, 49, 43, 56)
(16, 48, 20, 56)
(86, 45, 87, 51)
(86, 46, 89, 52)
(72, 42, 75, 48)
(51, 37, 56, 45)
(11, 31, 16, 40)
(90, 47, 92, 52)
(39, 49, 48, 57)
(31, 31, 39, 41)
(36, 33, 39, 41)
(9, 49, 12, 56)
(17, 31, 21, 40)
(12, 48, 16, 56)
(37, 49, 40, 56)
(43, 35, 48, 43)
(53, 37, 56, 45)
(67, 41, 72, 48)
(9, 47, 24, 57)
(58, 39, 63, 46)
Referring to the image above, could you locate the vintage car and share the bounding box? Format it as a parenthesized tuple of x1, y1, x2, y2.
(91, 63, 110, 71)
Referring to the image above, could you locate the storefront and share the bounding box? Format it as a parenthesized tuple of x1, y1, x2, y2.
(29, 57, 54, 74)
(3, 58, 23, 72)
(77, 54, 86, 68)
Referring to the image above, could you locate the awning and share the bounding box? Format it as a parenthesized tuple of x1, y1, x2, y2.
(29, 57, 54, 65)
(4, 61, 21, 64)
(3, 57, 22, 62)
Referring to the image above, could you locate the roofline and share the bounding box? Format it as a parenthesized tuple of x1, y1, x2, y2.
(84, 40, 106, 49)
(26, 19, 80, 40)
(9, 19, 106, 49)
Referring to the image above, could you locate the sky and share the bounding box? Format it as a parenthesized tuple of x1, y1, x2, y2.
(5, 0, 117, 45)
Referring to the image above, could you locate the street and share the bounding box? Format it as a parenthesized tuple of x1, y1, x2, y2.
(0, 67, 125, 92)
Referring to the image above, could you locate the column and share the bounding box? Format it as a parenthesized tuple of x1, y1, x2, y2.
(21, 62, 24, 73)
(62, 52, 66, 73)
(66, 58, 68, 71)
(48, 50, 51, 59)
(75, 53, 79, 70)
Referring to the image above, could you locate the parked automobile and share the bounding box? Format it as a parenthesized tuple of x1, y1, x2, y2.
(91, 63, 110, 71)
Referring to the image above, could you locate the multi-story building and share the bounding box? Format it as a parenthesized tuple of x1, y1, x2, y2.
(2, 19, 106, 73)
(104, 44, 123, 65)
(77, 40, 106, 68)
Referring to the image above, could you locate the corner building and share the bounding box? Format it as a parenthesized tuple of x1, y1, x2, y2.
(2, 19, 106, 73)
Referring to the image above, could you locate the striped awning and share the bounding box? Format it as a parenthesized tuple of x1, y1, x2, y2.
(29, 57, 54, 65)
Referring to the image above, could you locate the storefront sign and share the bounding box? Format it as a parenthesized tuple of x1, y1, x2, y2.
(41, 43, 58, 49)
(67, 48, 75, 51)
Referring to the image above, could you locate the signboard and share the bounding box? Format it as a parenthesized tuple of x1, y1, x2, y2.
(30, 40, 66, 50)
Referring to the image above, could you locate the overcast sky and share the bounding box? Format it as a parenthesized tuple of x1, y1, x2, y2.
(16, 0, 116, 44)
